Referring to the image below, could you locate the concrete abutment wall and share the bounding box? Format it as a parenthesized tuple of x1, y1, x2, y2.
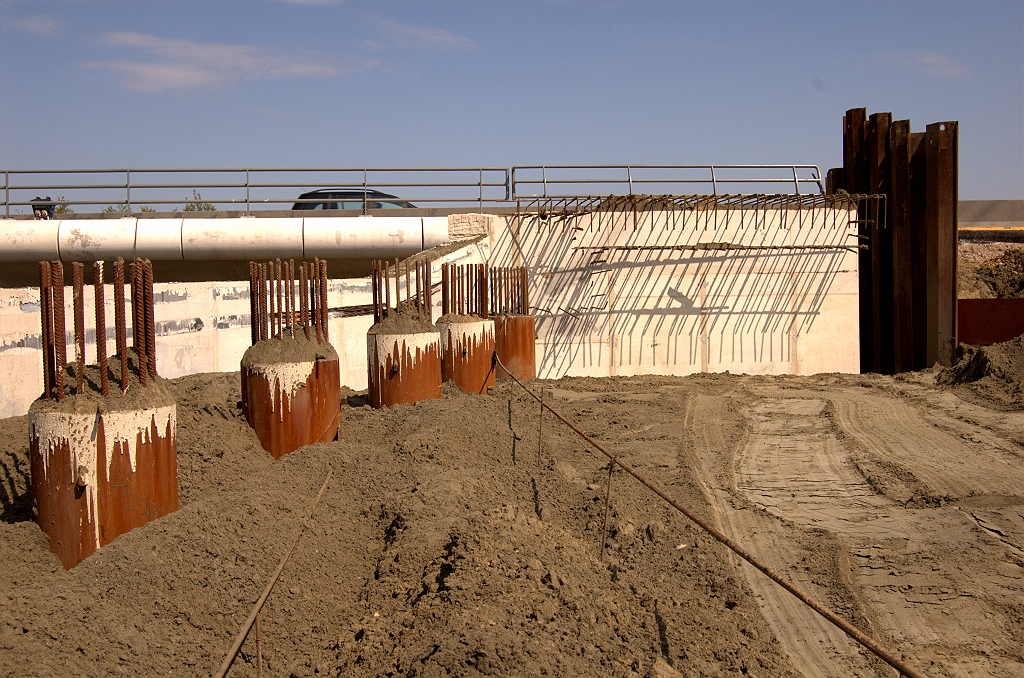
(0, 207, 859, 416)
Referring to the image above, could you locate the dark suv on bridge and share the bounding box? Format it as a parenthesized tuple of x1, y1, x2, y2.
(292, 189, 416, 211)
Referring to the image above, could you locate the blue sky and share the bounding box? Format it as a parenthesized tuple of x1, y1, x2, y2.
(1, 0, 1021, 200)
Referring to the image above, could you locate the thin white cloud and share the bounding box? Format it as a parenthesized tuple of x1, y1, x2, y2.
(84, 32, 378, 92)
(379, 19, 475, 50)
(7, 14, 61, 36)
(886, 51, 967, 77)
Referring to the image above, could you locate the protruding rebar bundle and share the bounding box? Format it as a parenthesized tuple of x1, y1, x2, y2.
(371, 261, 380, 325)
(245, 260, 330, 344)
(113, 258, 128, 393)
(72, 263, 86, 395)
(380, 261, 387, 323)
(131, 260, 148, 387)
(425, 264, 433, 324)
(311, 258, 322, 343)
(265, 260, 275, 338)
(94, 262, 109, 397)
(319, 259, 329, 343)
(273, 259, 282, 339)
(287, 260, 296, 339)
(249, 263, 258, 345)
(52, 262, 66, 401)
(129, 261, 138, 350)
(300, 263, 310, 339)
(143, 260, 157, 378)
(38, 262, 54, 400)
(260, 263, 269, 342)
(36, 257, 160, 400)
(371, 258, 435, 326)
(439, 263, 534, 318)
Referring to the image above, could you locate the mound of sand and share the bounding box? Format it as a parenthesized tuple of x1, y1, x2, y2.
(959, 243, 1024, 299)
(0, 373, 789, 677)
(976, 248, 1024, 298)
(939, 335, 1024, 409)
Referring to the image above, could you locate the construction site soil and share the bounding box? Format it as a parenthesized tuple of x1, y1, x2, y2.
(958, 242, 1024, 299)
(1, 361, 1022, 677)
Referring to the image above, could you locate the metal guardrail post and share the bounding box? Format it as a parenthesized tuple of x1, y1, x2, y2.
(710, 166, 717, 195)
(792, 166, 801, 195)
(626, 166, 633, 195)
(246, 169, 250, 212)
(126, 170, 131, 212)
(479, 169, 483, 211)
(4, 171, 8, 216)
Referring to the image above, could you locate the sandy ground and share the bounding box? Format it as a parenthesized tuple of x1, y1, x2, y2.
(0, 361, 1022, 678)
(958, 242, 1024, 299)
(0, 243, 1020, 678)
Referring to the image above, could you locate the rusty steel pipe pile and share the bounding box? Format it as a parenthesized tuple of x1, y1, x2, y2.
(367, 258, 441, 408)
(486, 266, 536, 381)
(31, 258, 177, 570)
(436, 263, 497, 395)
(241, 259, 341, 459)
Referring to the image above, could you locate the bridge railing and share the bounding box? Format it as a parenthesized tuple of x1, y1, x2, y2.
(510, 164, 824, 199)
(0, 167, 511, 216)
(1, 164, 824, 216)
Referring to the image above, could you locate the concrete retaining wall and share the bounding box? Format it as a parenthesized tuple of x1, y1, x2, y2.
(0, 208, 858, 416)
(482, 206, 859, 378)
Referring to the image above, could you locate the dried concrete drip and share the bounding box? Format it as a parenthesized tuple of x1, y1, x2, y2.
(438, 319, 495, 353)
(368, 332, 441, 375)
(246, 361, 315, 415)
(27, 404, 176, 549)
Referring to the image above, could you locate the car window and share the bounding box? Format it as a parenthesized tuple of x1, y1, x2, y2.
(338, 201, 364, 210)
(378, 201, 407, 209)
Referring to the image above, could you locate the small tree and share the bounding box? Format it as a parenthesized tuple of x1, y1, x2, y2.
(102, 204, 156, 213)
(182, 189, 216, 212)
(53, 196, 73, 215)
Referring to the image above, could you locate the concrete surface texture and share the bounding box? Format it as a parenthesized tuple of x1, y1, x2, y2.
(484, 205, 859, 379)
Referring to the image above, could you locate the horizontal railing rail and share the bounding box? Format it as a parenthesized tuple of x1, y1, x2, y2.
(1, 164, 825, 216)
(510, 164, 824, 199)
(1, 167, 510, 216)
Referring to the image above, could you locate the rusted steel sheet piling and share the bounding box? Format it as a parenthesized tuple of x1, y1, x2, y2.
(367, 259, 442, 408)
(30, 258, 177, 570)
(242, 259, 341, 458)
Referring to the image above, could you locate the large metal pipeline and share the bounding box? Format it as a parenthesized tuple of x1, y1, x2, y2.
(0, 216, 450, 284)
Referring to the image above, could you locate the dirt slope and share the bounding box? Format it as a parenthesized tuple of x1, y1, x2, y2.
(1, 370, 1022, 677)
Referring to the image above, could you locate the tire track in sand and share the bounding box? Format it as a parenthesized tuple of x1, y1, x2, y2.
(732, 391, 1021, 677)
(829, 391, 1024, 501)
(684, 394, 877, 678)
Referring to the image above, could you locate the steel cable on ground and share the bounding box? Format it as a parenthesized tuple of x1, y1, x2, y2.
(493, 354, 927, 678)
(214, 467, 333, 678)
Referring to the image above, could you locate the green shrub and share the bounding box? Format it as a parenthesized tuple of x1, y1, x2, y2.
(182, 189, 216, 212)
